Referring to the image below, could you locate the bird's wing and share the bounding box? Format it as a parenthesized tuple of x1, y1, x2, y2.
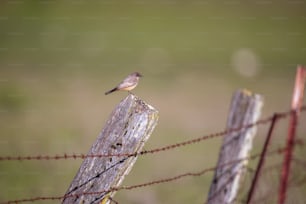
(117, 77, 137, 89)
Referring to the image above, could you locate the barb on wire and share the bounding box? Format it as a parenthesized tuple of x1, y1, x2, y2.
(0, 145, 293, 204)
(2, 106, 305, 162)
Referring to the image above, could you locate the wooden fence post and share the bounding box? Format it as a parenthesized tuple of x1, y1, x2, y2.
(62, 94, 159, 204)
(207, 89, 263, 204)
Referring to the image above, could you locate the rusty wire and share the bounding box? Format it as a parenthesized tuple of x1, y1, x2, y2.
(0, 107, 305, 204)
(0, 145, 297, 204)
(1, 106, 304, 162)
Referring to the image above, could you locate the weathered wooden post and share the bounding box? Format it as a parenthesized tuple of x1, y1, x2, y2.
(207, 89, 263, 204)
(62, 94, 158, 204)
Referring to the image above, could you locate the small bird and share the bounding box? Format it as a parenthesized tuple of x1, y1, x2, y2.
(105, 72, 143, 95)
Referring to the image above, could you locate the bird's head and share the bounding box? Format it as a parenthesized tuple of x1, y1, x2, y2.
(133, 72, 143, 78)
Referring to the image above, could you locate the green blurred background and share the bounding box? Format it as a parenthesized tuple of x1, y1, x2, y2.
(0, 0, 306, 203)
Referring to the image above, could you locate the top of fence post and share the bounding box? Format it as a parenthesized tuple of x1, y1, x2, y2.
(62, 94, 159, 204)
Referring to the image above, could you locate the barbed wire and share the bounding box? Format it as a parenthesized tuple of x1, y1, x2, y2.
(0, 106, 305, 204)
(1, 106, 305, 162)
(2, 144, 302, 204)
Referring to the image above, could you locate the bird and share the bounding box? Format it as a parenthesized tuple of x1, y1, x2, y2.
(105, 72, 143, 95)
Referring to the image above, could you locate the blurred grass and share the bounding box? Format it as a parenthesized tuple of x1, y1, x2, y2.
(0, 0, 306, 203)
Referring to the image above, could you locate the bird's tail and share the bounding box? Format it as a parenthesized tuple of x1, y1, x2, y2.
(105, 87, 118, 95)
